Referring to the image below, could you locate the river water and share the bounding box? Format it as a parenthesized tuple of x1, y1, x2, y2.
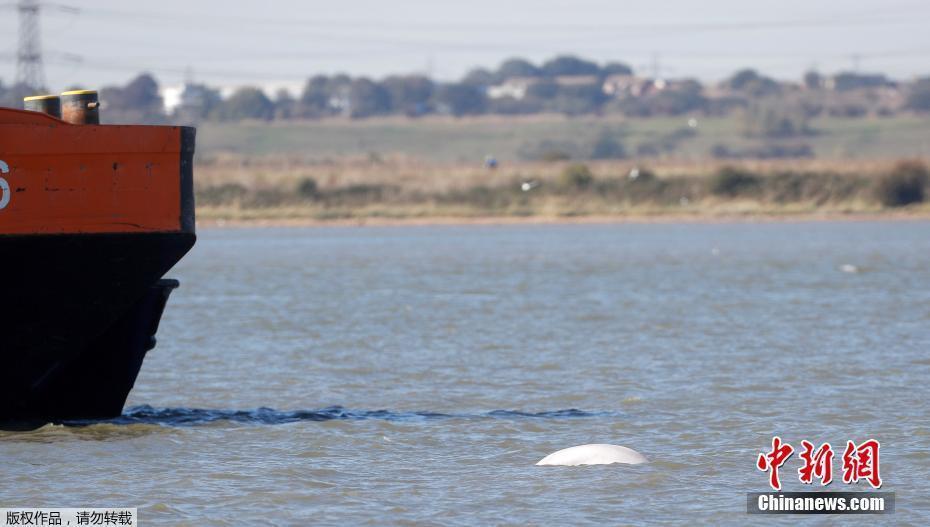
(2, 221, 929, 525)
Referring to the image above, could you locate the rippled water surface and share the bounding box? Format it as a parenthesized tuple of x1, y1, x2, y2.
(3, 222, 930, 525)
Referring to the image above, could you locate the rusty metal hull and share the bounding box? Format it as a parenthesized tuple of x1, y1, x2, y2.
(0, 108, 197, 425)
(0, 232, 195, 423)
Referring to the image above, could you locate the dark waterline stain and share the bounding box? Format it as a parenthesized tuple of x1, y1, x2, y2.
(58, 405, 615, 427)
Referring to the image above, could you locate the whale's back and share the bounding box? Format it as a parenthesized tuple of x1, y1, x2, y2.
(536, 444, 648, 466)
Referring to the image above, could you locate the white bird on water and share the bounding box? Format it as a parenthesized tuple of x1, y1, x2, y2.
(536, 444, 648, 466)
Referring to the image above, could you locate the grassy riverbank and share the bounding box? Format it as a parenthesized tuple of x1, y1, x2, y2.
(196, 114, 930, 163)
(189, 113, 930, 224)
(194, 157, 930, 224)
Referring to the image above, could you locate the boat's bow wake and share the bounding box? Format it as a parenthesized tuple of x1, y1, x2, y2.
(58, 405, 615, 427)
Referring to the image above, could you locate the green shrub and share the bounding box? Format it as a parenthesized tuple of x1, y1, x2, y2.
(589, 130, 627, 160)
(517, 139, 579, 162)
(874, 161, 928, 207)
(440, 185, 515, 210)
(297, 177, 319, 199)
(247, 188, 290, 208)
(743, 102, 811, 138)
(766, 171, 868, 204)
(196, 183, 248, 206)
(542, 150, 572, 162)
(612, 169, 668, 203)
(709, 166, 760, 196)
(559, 163, 594, 189)
(323, 184, 395, 205)
(627, 167, 656, 183)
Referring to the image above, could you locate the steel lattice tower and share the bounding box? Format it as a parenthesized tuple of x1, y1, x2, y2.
(16, 0, 45, 90)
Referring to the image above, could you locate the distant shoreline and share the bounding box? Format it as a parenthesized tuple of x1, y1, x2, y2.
(196, 210, 930, 229)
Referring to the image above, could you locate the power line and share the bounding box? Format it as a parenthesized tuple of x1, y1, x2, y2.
(4, 3, 929, 87)
(76, 5, 928, 35)
(16, 0, 44, 89)
(1, 0, 78, 89)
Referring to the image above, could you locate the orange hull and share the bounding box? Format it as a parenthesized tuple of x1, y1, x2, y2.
(0, 107, 196, 424)
(0, 108, 194, 235)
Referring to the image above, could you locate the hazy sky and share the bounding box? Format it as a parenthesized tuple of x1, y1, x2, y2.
(1, 0, 929, 92)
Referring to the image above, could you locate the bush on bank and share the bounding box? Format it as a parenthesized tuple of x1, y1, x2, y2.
(708, 166, 760, 197)
(559, 163, 595, 189)
(874, 161, 928, 207)
(194, 161, 929, 214)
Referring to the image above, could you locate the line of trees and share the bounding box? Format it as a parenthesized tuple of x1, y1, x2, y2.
(3, 54, 930, 124)
(167, 56, 636, 122)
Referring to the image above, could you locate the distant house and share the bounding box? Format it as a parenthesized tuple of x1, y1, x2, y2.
(173, 82, 221, 123)
(825, 72, 895, 92)
(486, 77, 539, 100)
(702, 84, 736, 100)
(818, 73, 904, 115)
(328, 88, 351, 115)
(554, 75, 599, 87)
(487, 75, 601, 100)
(874, 85, 905, 109)
(602, 75, 664, 98)
(177, 84, 208, 110)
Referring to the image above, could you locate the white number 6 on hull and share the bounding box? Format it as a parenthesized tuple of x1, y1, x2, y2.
(0, 160, 9, 210)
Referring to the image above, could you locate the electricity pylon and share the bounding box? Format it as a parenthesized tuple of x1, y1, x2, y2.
(15, 0, 45, 90)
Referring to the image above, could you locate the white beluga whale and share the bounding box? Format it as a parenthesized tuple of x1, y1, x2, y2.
(536, 444, 648, 466)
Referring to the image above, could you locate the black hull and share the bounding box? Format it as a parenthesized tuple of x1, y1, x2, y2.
(25, 279, 178, 422)
(0, 231, 195, 423)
